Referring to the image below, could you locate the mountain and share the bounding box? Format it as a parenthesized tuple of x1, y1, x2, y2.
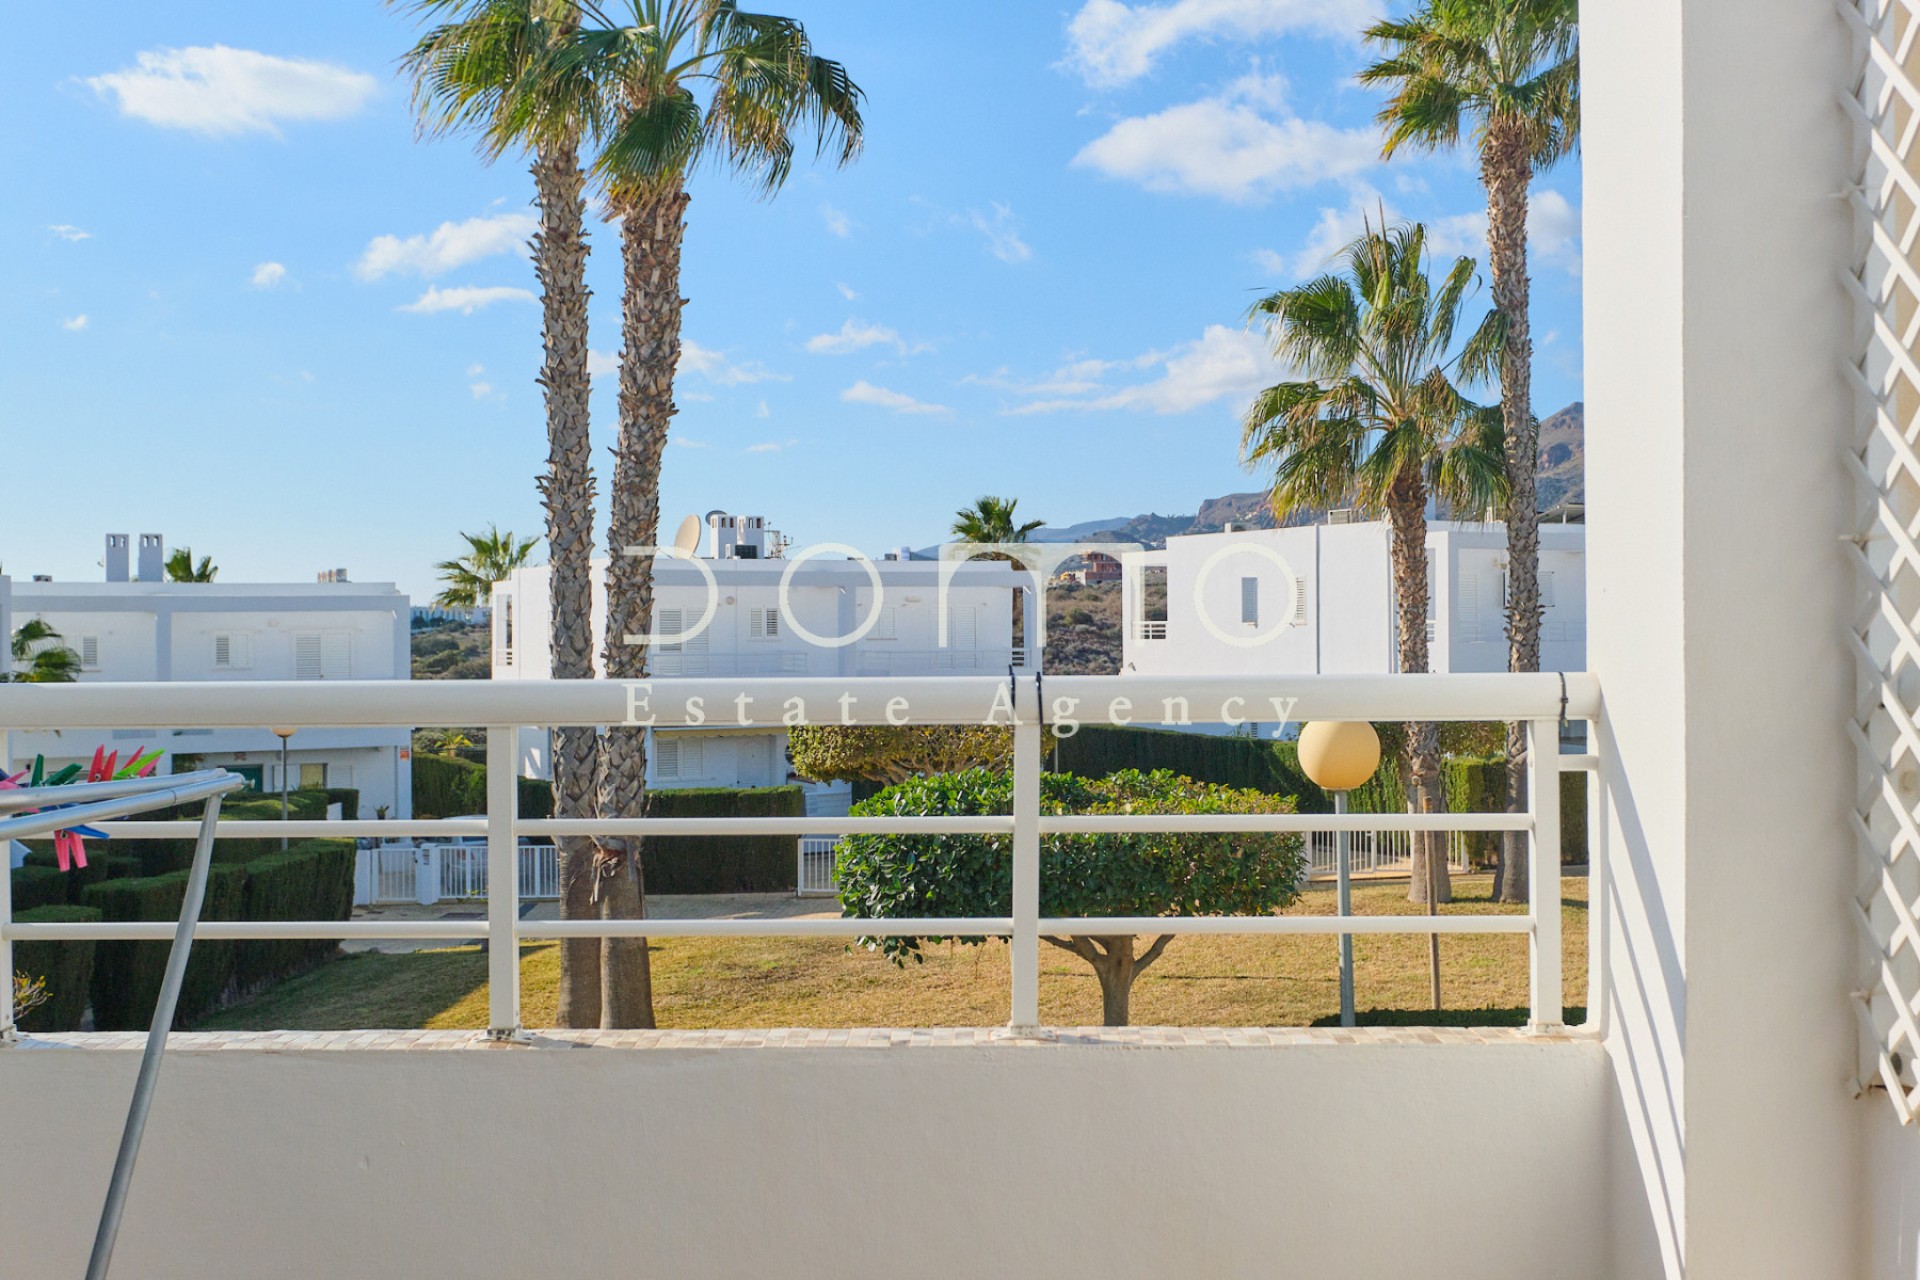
(917, 401, 1584, 556)
(1535, 401, 1585, 514)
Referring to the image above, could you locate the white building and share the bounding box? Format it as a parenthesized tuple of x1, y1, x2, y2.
(1122, 519, 1586, 685)
(491, 511, 1024, 813)
(0, 536, 413, 818)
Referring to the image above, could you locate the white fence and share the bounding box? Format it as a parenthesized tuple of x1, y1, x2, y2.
(799, 836, 840, 896)
(356, 843, 559, 905)
(1305, 829, 1471, 879)
(0, 672, 1598, 1036)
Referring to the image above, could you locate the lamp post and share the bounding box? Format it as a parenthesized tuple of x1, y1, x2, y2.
(1297, 721, 1381, 1028)
(270, 727, 296, 851)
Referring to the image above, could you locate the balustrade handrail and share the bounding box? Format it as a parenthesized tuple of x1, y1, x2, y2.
(0, 671, 1593, 1039)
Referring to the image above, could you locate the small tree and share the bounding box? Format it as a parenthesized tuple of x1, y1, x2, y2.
(164, 546, 217, 582)
(433, 525, 540, 609)
(836, 768, 1305, 1026)
(788, 724, 1009, 786)
(4, 620, 81, 684)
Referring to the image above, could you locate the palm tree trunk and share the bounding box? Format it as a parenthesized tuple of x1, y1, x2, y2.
(531, 141, 603, 1028)
(1387, 475, 1450, 905)
(1485, 119, 1540, 905)
(594, 182, 690, 1029)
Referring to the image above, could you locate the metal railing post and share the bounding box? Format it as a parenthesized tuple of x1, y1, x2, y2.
(0, 726, 12, 1038)
(1528, 717, 1564, 1031)
(1010, 678, 1041, 1032)
(486, 725, 521, 1039)
(1334, 790, 1354, 1027)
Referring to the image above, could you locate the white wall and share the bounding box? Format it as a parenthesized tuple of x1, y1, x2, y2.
(1586, 0, 1860, 1274)
(2, 1038, 1615, 1280)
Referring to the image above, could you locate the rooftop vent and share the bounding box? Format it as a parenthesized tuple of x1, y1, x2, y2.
(105, 534, 131, 582)
(136, 534, 164, 582)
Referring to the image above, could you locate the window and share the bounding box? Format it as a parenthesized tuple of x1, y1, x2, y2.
(228, 764, 264, 792)
(1459, 574, 1481, 641)
(213, 632, 252, 670)
(654, 736, 704, 781)
(299, 762, 328, 789)
(655, 608, 710, 674)
(871, 605, 898, 640)
(495, 597, 515, 663)
(1241, 577, 1259, 626)
(946, 607, 977, 649)
(749, 607, 780, 640)
(1292, 575, 1308, 627)
(78, 635, 100, 670)
(293, 632, 351, 680)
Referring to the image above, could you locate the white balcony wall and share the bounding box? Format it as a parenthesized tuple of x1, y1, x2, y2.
(1585, 0, 1860, 1274)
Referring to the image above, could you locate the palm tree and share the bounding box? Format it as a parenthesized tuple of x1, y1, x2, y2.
(401, 0, 610, 1027)
(953, 495, 1045, 661)
(433, 526, 540, 609)
(1243, 221, 1505, 905)
(522, 1, 864, 1026)
(1360, 0, 1578, 903)
(164, 547, 217, 582)
(5, 620, 82, 684)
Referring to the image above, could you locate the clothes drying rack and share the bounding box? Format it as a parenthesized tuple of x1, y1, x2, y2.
(0, 768, 247, 1280)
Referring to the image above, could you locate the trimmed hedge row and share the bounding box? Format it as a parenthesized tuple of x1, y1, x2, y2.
(412, 753, 554, 821)
(78, 838, 355, 1031)
(1052, 725, 1331, 811)
(1440, 756, 1588, 864)
(643, 786, 807, 894)
(13, 905, 101, 1032)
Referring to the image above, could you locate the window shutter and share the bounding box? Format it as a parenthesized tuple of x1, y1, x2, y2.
(750, 608, 779, 639)
(321, 632, 351, 680)
(214, 634, 232, 668)
(79, 636, 100, 669)
(682, 738, 705, 777)
(1292, 576, 1308, 626)
(1459, 574, 1480, 641)
(655, 738, 680, 779)
(872, 605, 898, 640)
(1240, 577, 1259, 626)
(294, 634, 323, 680)
(948, 608, 977, 649)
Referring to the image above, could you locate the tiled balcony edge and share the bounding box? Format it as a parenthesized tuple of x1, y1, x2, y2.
(3, 1025, 1591, 1052)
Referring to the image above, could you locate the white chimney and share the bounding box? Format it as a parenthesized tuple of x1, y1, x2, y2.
(105, 534, 130, 582)
(136, 534, 164, 582)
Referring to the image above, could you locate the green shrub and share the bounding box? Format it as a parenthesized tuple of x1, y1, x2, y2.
(413, 753, 554, 819)
(1052, 725, 1329, 812)
(234, 840, 355, 987)
(83, 865, 246, 1031)
(644, 786, 806, 893)
(837, 768, 1304, 1025)
(9, 864, 69, 913)
(12, 905, 100, 1032)
(1438, 755, 1588, 865)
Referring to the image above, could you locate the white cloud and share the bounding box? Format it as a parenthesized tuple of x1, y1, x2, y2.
(805, 318, 920, 356)
(1063, 0, 1370, 86)
(755, 400, 772, 418)
(1000, 324, 1281, 416)
(841, 380, 951, 416)
(61, 314, 89, 332)
(968, 203, 1033, 263)
(49, 224, 91, 242)
(672, 437, 711, 449)
(398, 284, 536, 315)
(250, 261, 287, 289)
(356, 212, 537, 281)
(836, 281, 858, 300)
(679, 338, 788, 385)
(470, 381, 495, 399)
(466, 363, 487, 377)
(1073, 77, 1375, 201)
(1260, 185, 1583, 279)
(747, 438, 800, 453)
(587, 349, 620, 378)
(821, 204, 852, 237)
(86, 45, 375, 137)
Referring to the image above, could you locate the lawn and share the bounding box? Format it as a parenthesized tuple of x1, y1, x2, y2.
(199, 873, 1587, 1031)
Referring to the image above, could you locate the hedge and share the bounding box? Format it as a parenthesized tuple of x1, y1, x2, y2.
(412, 754, 553, 820)
(642, 786, 807, 894)
(1052, 725, 1330, 811)
(80, 838, 355, 1031)
(13, 905, 100, 1032)
(1440, 756, 1588, 865)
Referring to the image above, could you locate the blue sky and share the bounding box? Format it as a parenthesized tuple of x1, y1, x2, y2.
(1, 0, 1583, 603)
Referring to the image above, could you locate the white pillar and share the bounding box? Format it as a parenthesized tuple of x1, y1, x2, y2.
(1009, 679, 1041, 1032)
(486, 725, 521, 1037)
(1586, 0, 1858, 1274)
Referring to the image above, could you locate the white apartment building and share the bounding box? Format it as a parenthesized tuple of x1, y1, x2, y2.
(0, 535, 413, 818)
(491, 511, 1024, 814)
(1121, 519, 1585, 692)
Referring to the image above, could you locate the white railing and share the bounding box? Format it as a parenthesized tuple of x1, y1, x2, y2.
(1304, 829, 1471, 879)
(357, 843, 559, 905)
(0, 672, 1598, 1037)
(798, 836, 840, 896)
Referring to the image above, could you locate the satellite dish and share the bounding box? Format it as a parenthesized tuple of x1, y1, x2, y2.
(672, 514, 702, 556)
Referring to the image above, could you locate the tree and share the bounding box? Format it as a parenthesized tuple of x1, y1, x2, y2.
(1360, 0, 1579, 903)
(402, 0, 608, 1025)
(788, 724, 1010, 786)
(1242, 221, 1505, 903)
(164, 547, 217, 582)
(836, 769, 1304, 1026)
(952, 496, 1044, 656)
(5, 621, 81, 684)
(525, 0, 864, 1026)
(431, 526, 540, 610)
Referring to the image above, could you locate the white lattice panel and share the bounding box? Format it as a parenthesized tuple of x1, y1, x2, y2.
(1845, 0, 1920, 1124)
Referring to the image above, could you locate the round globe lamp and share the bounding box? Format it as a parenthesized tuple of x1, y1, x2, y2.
(1297, 720, 1381, 793)
(1296, 720, 1379, 1028)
